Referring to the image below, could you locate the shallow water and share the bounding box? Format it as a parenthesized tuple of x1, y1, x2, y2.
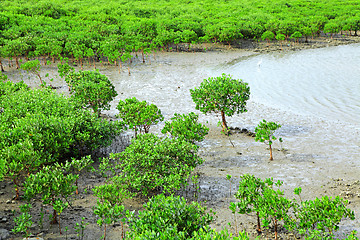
(215, 43, 360, 125)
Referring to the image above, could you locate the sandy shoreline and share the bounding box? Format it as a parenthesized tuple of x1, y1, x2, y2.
(1, 36, 360, 239)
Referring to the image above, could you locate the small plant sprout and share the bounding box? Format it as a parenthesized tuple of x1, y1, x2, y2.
(226, 174, 232, 197)
(255, 119, 282, 160)
(12, 204, 33, 238)
(65, 226, 68, 240)
(93, 182, 132, 240)
(64, 155, 94, 194)
(23, 164, 77, 234)
(74, 217, 89, 240)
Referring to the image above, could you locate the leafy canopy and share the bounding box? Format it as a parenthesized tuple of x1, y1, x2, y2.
(255, 119, 282, 145)
(116, 97, 163, 137)
(127, 194, 214, 239)
(255, 119, 282, 160)
(161, 112, 209, 143)
(190, 73, 250, 132)
(110, 133, 203, 196)
(65, 70, 118, 116)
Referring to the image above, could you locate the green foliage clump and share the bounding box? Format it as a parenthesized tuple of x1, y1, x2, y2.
(12, 204, 33, 238)
(0, 0, 360, 73)
(161, 112, 209, 143)
(57, 58, 75, 78)
(0, 75, 28, 99)
(23, 164, 77, 233)
(65, 70, 117, 116)
(116, 97, 164, 137)
(254, 119, 282, 160)
(111, 133, 203, 196)
(20, 59, 44, 85)
(92, 170, 133, 239)
(190, 73, 250, 133)
(294, 187, 355, 239)
(127, 194, 215, 239)
(232, 174, 357, 240)
(231, 174, 266, 233)
(0, 86, 122, 198)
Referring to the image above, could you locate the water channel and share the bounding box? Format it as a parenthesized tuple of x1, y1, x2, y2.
(214, 43, 360, 126)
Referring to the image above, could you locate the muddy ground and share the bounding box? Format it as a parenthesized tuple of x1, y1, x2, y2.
(1, 36, 360, 240)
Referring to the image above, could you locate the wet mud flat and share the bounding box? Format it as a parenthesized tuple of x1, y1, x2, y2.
(1, 39, 360, 239)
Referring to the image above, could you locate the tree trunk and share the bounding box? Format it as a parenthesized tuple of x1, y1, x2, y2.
(15, 56, 19, 69)
(58, 215, 62, 235)
(51, 208, 58, 224)
(274, 218, 278, 240)
(128, 59, 131, 75)
(221, 110, 228, 133)
(269, 144, 273, 160)
(256, 211, 262, 233)
(0, 58, 4, 72)
(37, 73, 43, 85)
(75, 178, 79, 194)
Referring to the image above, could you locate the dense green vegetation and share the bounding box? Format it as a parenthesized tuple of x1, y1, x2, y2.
(0, 0, 360, 71)
(232, 174, 357, 240)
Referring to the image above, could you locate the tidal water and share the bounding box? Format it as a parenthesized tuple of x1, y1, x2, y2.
(215, 43, 360, 125)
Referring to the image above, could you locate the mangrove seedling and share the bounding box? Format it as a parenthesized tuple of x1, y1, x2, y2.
(93, 182, 131, 240)
(74, 217, 89, 240)
(64, 155, 94, 194)
(12, 204, 33, 238)
(23, 164, 77, 234)
(294, 188, 355, 239)
(255, 119, 282, 160)
(233, 174, 267, 233)
(110, 133, 203, 196)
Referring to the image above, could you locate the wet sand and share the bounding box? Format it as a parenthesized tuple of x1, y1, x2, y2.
(1, 36, 360, 239)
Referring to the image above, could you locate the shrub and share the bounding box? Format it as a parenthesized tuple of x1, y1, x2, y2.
(127, 194, 215, 239)
(65, 70, 117, 116)
(0, 87, 122, 197)
(23, 164, 77, 234)
(116, 97, 163, 138)
(161, 112, 209, 143)
(294, 187, 355, 239)
(111, 133, 203, 196)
